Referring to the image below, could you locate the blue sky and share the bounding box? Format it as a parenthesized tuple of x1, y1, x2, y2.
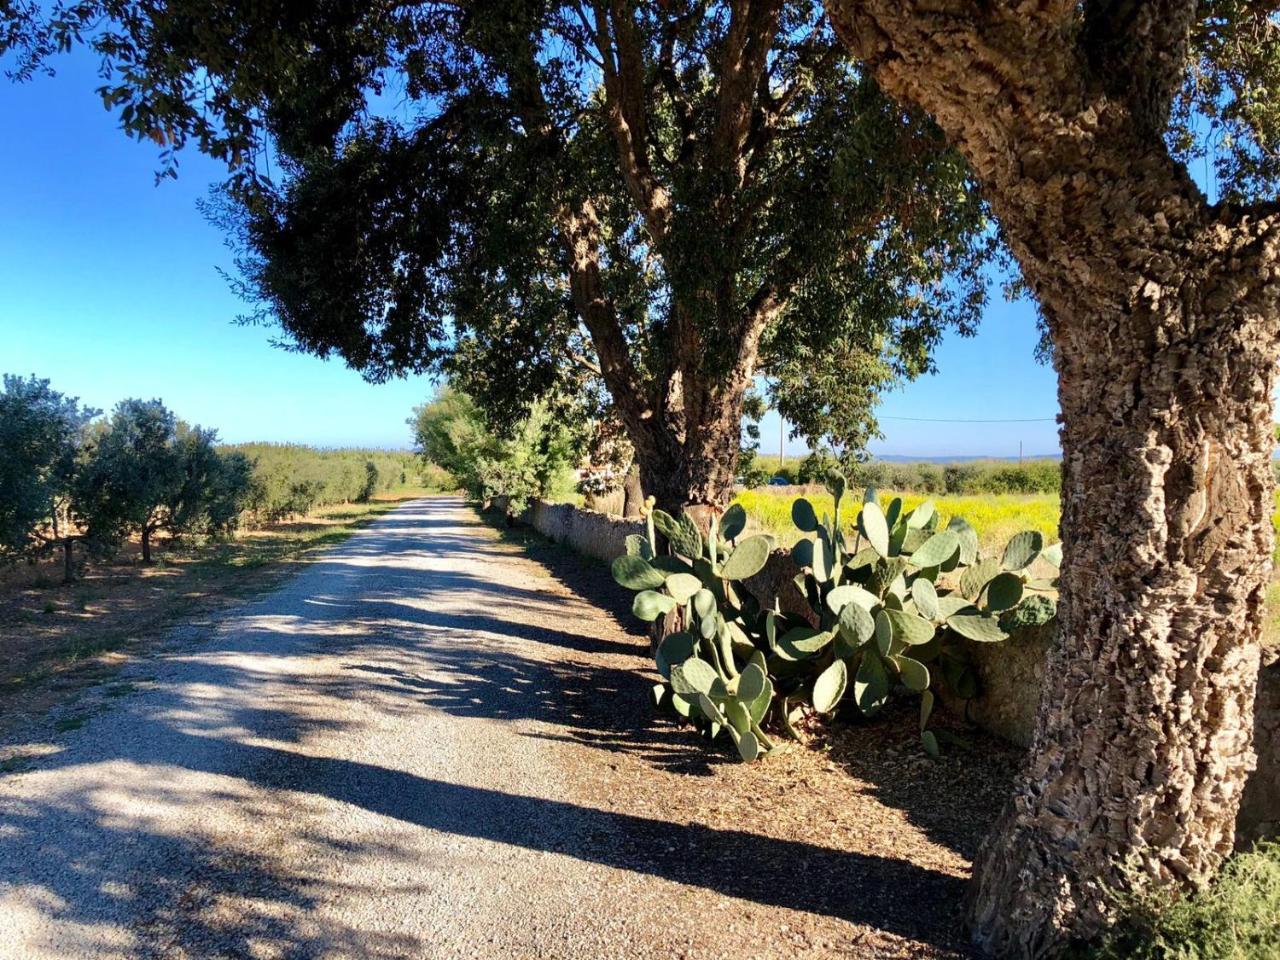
(0, 46, 1060, 457)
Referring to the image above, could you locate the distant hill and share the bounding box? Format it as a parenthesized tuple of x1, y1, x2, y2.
(871, 454, 1062, 464)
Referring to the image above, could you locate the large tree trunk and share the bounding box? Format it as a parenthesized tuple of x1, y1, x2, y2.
(823, 3, 1280, 955)
(967, 262, 1277, 956)
(634, 391, 744, 523)
(62, 539, 75, 584)
(622, 466, 644, 518)
(141, 526, 152, 564)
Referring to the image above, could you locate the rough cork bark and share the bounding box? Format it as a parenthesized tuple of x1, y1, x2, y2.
(824, 2, 1280, 956)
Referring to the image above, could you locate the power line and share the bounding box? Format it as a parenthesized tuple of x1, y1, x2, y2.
(879, 415, 1057, 423)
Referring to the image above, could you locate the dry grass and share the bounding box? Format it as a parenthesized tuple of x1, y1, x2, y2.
(0, 491, 431, 698)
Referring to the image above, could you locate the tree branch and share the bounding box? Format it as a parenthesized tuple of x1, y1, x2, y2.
(591, 0, 673, 244)
(1081, 0, 1200, 136)
(712, 0, 784, 187)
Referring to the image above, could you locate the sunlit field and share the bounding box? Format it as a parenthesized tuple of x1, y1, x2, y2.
(734, 485, 1280, 648)
(734, 487, 1060, 551)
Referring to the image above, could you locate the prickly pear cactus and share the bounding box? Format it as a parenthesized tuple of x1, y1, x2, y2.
(780, 472, 1059, 755)
(611, 478, 1060, 761)
(612, 497, 777, 761)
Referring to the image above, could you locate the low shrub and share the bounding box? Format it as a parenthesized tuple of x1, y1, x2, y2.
(1085, 842, 1280, 960)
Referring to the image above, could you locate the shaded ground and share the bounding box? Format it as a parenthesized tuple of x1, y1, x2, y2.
(0, 497, 1018, 959)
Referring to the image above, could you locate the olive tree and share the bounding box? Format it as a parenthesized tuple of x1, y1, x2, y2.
(0, 374, 99, 580)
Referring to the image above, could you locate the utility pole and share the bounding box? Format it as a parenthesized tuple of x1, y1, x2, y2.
(1019, 440, 1023, 466)
(779, 415, 785, 467)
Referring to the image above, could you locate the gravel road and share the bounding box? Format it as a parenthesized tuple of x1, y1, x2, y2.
(0, 497, 984, 959)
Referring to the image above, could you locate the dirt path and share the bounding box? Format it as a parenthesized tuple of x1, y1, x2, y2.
(0, 497, 1008, 959)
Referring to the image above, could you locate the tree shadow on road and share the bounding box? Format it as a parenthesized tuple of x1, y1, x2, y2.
(0, 498, 979, 957)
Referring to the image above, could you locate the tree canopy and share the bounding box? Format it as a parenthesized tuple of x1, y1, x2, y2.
(0, 374, 98, 565)
(2, 0, 993, 507)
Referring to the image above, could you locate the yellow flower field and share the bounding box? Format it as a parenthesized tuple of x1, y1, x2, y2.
(734, 487, 1061, 551)
(735, 486, 1280, 555)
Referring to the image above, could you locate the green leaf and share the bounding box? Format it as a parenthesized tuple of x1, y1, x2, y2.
(748, 677, 773, 726)
(838, 600, 876, 648)
(652, 554, 691, 574)
(948, 608, 1009, 643)
(633, 590, 677, 622)
(946, 517, 979, 566)
(737, 662, 767, 703)
(692, 588, 716, 619)
(724, 698, 752, 734)
(1043, 542, 1063, 569)
(873, 609, 893, 656)
(908, 530, 959, 569)
(936, 594, 972, 620)
(697, 692, 727, 724)
(655, 630, 697, 679)
(651, 509, 680, 541)
(846, 547, 878, 571)
(883, 608, 935, 646)
(732, 726, 760, 762)
(665, 572, 702, 603)
(1002, 530, 1043, 571)
(699, 610, 718, 639)
(885, 497, 903, 529)
(894, 655, 930, 692)
(919, 689, 935, 732)
(911, 578, 939, 620)
(860, 500, 890, 557)
(810, 534, 832, 582)
(671, 657, 719, 696)
(960, 558, 1002, 600)
(674, 512, 704, 560)
(624, 534, 653, 560)
(776, 626, 834, 660)
(906, 499, 936, 529)
(921, 730, 940, 759)
(611, 555, 666, 591)
(1000, 593, 1059, 630)
(827, 583, 880, 615)
(854, 652, 889, 714)
(791, 497, 819, 532)
(812, 659, 848, 714)
(984, 572, 1024, 612)
(720, 503, 747, 541)
(720, 535, 771, 580)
